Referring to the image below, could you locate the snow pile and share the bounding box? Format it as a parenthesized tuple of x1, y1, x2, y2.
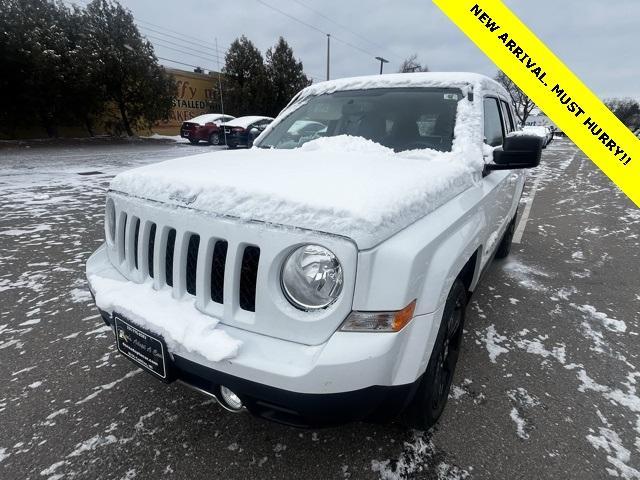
(111, 88, 485, 246)
(144, 133, 186, 142)
(89, 275, 241, 362)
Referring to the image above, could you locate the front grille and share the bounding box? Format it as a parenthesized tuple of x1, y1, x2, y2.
(116, 212, 260, 315)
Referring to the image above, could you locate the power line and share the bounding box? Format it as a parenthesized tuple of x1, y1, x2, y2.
(138, 24, 228, 56)
(157, 56, 216, 72)
(255, 0, 326, 35)
(255, 0, 379, 60)
(135, 17, 225, 50)
(150, 39, 225, 65)
(290, 0, 392, 58)
(142, 33, 225, 62)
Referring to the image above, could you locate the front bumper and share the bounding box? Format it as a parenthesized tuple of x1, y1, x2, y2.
(87, 245, 433, 426)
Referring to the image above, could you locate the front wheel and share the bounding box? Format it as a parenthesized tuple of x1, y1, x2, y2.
(188, 138, 199, 145)
(208, 133, 221, 145)
(401, 279, 467, 430)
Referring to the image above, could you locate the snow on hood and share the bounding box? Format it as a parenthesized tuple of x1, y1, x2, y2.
(187, 114, 230, 125)
(225, 116, 273, 129)
(110, 92, 485, 247)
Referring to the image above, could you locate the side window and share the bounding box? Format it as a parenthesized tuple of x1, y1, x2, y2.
(483, 97, 505, 147)
(500, 100, 515, 133)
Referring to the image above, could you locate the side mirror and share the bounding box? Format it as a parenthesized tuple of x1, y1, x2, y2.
(486, 135, 542, 172)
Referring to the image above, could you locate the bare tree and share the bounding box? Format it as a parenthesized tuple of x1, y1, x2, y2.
(494, 71, 535, 126)
(398, 54, 429, 73)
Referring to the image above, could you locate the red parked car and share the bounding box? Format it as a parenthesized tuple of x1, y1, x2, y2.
(180, 113, 235, 145)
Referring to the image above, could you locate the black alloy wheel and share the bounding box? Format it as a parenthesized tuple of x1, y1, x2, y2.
(401, 279, 467, 430)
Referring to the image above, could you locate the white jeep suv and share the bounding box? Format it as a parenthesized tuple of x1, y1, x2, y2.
(86, 72, 541, 428)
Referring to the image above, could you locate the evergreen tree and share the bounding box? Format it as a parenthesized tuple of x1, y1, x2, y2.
(222, 36, 270, 116)
(0, 0, 76, 136)
(83, 0, 174, 136)
(265, 37, 311, 117)
(66, 6, 105, 135)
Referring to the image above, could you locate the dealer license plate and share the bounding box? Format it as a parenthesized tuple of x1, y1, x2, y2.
(114, 315, 168, 380)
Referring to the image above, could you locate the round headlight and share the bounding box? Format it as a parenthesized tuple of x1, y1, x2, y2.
(105, 198, 116, 243)
(281, 244, 343, 310)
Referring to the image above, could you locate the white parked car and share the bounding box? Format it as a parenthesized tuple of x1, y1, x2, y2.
(522, 125, 554, 148)
(86, 72, 542, 429)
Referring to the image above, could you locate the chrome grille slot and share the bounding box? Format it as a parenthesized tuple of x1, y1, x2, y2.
(133, 218, 140, 270)
(239, 246, 260, 312)
(210, 240, 228, 304)
(148, 223, 156, 278)
(186, 234, 200, 296)
(118, 212, 127, 263)
(165, 228, 176, 287)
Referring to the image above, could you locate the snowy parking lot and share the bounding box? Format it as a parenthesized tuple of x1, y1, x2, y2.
(1, 137, 639, 479)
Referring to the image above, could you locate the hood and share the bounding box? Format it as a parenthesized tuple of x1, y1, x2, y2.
(110, 135, 480, 249)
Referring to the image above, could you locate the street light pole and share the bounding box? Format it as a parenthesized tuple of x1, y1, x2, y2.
(375, 56, 389, 75)
(326, 34, 331, 81)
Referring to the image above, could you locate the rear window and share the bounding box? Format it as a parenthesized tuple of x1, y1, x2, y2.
(256, 88, 461, 152)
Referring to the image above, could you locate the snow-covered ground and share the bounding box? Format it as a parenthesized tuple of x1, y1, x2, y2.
(0, 137, 638, 479)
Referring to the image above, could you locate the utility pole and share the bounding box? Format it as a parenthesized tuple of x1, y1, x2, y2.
(215, 38, 227, 145)
(375, 56, 389, 75)
(326, 34, 331, 81)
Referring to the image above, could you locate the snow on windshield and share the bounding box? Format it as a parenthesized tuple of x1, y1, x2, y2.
(257, 88, 461, 152)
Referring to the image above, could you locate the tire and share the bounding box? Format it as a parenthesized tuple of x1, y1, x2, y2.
(401, 279, 467, 430)
(188, 138, 199, 145)
(495, 211, 517, 259)
(208, 133, 221, 146)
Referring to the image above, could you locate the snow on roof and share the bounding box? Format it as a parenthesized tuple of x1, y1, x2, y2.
(225, 116, 273, 129)
(295, 72, 507, 101)
(110, 87, 485, 248)
(187, 113, 234, 125)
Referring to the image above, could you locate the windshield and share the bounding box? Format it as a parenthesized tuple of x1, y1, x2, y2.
(256, 87, 461, 152)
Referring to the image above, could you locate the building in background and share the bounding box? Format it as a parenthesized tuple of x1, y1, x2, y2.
(153, 68, 223, 135)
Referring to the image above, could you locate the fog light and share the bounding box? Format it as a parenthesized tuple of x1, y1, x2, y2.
(218, 386, 243, 411)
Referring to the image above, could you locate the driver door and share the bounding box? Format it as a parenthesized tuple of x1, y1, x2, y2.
(480, 97, 516, 265)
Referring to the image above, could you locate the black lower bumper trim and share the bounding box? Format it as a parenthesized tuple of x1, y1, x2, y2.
(173, 355, 414, 428)
(98, 308, 416, 427)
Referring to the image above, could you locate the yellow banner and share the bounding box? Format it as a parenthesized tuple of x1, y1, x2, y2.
(433, 0, 640, 207)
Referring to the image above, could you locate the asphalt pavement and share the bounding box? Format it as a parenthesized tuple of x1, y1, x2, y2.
(0, 136, 638, 480)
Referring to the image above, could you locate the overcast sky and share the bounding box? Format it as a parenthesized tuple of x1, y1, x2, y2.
(117, 0, 638, 100)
